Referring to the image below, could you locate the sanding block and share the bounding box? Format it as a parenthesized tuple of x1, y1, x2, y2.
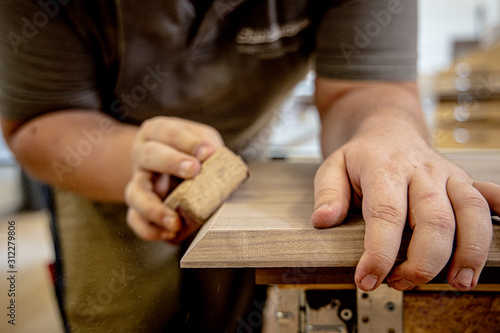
(164, 147, 249, 225)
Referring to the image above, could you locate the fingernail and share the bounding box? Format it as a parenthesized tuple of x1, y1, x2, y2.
(180, 160, 193, 174)
(163, 216, 175, 228)
(196, 145, 210, 160)
(163, 215, 181, 232)
(455, 268, 474, 288)
(360, 274, 378, 291)
(390, 279, 415, 290)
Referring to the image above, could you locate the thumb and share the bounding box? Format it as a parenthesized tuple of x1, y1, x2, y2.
(312, 151, 351, 228)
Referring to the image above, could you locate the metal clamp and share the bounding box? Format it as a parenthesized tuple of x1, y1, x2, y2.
(356, 284, 403, 333)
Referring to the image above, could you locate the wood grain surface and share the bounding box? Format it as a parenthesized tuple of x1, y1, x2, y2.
(180, 153, 500, 277)
(403, 291, 500, 333)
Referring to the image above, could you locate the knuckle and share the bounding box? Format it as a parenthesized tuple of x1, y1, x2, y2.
(423, 210, 456, 235)
(142, 117, 173, 137)
(143, 205, 162, 221)
(141, 117, 158, 133)
(197, 122, 216, 134)
(126, 206, 161, 241)
(144, 116, 164, 127)
(455, 195, 489, 212)
(195, 124, 223, 146)
(124, 183, 134, 205)
(126, 193, 162, 222)
(411, 266, 437, 283)
(138, 142, 155, 166)
(462, 242, 490, 260)
(139, 229, 158, 241)
(365, 249, 395, 270)
(420, 161, 434, 176)
(375, 157, 407, 178)
(210, 128, 223, 143)
(416, 190, 440, 202)
(364, 203, 405, 227)
(124, 178, 144, 205)
(315, 188, 346, 202)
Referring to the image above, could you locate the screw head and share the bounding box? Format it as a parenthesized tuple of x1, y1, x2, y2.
(385, 301, 396, 312)
(340, 308, 353, 321)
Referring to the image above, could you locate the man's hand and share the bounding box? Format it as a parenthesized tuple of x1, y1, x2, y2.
(124, 117, 224, 243)
(312, 78, 500, 292)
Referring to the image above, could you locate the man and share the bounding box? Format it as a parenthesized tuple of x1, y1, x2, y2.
(1, 0, 499, 332)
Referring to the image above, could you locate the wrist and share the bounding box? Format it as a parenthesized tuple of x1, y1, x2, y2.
(320, 107, 429, 157)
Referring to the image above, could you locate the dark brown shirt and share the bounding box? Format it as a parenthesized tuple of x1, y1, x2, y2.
(0, 0, 417, 149)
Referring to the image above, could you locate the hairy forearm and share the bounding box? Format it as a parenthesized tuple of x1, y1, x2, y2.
(2, 110, 137, 202)
(315, 78, 427, 156)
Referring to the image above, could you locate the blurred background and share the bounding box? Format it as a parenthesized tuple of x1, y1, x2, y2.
(268, 0, 500, 159)
(1, 1, 500, 332)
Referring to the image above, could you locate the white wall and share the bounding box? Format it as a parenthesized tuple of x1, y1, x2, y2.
(418, 0, 499, 76)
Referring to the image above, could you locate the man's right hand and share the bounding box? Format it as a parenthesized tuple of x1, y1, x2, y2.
(124, 116, 224, 243)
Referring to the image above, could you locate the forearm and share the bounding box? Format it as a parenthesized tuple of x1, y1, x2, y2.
(315, 78, 427, 156)
(2, 110, 137, 202)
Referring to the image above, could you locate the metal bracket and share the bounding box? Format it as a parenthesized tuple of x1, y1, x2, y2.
(304, 296, 348, 332)
(356, 284, 403, 333)
(267, 287, 355, 333)
(267, 285, 402, 332)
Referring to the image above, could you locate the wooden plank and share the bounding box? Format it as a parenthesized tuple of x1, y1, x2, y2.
(255, 267, 356, 285)
(434, 43, 500, 99)
(255, 267, 500, 286)
(260, 283, 500, 292)
(432, 101, 500, 150)
(180, 154, 500, 276)
(404, 291, 500, 332)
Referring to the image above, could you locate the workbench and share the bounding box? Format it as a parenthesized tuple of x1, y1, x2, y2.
(181, 152, 500, 333)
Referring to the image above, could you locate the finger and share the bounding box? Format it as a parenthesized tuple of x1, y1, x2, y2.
(474, 181, 500, 216)
(354, 171, 408, 291)
(165, 207, 205, 245)
(153, 173, 170, 199)
(311, 151, 351, 228)
(446, 175, 492, 291)
(135, 141, 201, 179)
(124, 171, 181, 232)
(387, 176, 455, 290)
(126, 208, 177, 241)
(139, 117, 223, 160)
